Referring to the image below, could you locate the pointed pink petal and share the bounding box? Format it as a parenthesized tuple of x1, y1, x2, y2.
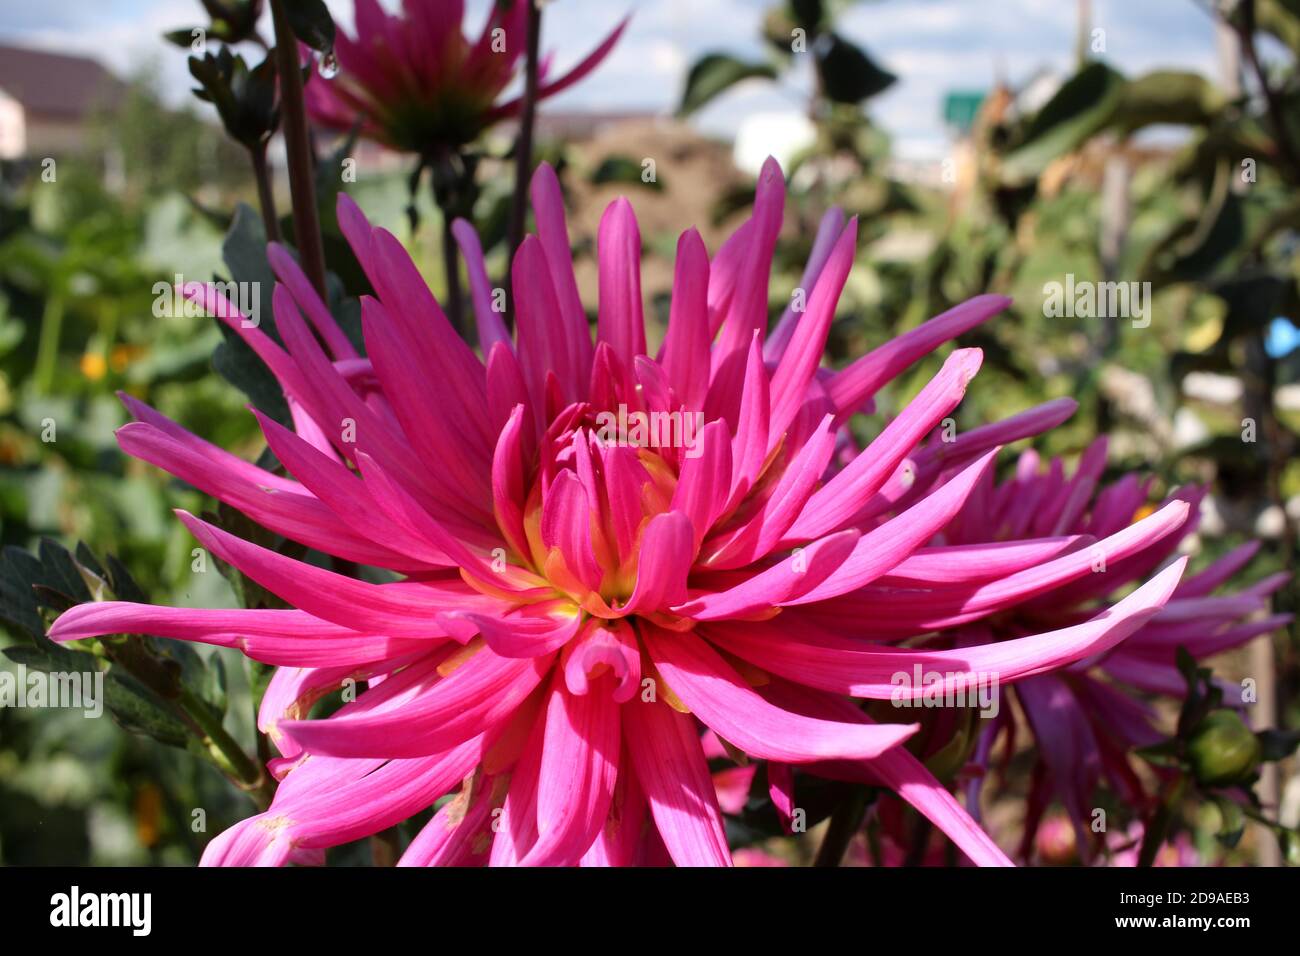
(518, 677, 620, 866)
(642, 625, 917, 762)
(624, 696, 732, 866)
(826, 294, 1011, 419)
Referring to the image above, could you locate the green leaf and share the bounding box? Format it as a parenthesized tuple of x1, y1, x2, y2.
(589, 155, 663, 192)
(1110, 70, 1226, 135)
(37, 538, 93, 606)
(789, 0, 825, 31)
(814, 33, 896, 104)
(1000, 62, 1126, 185)
(0, 546, 46, 641)
(1210, 794, 1246, 848)
(678, 53, 778, 117)
(103, 672, 190, 748)
(1258, 728, 1300, 762)
(282, 0, 336, 53)
(213, 204, 291, 425)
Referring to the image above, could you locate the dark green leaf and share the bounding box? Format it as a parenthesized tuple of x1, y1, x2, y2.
(814, 33, 896, 104)
(1001, 62, 1126, 185)
(589, 155, 664, 191)
(282, 0, 336, 53)
(678, 53, 778, 116)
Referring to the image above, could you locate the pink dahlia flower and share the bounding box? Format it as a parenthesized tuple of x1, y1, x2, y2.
(889, 438, 1288, 861)
(305, 0, 626, 152)
(53, 160, 1194, 867)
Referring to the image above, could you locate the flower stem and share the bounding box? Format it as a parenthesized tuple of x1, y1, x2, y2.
(33, 292, 64, 395)
(269, 0, 327, 297)
(506, 0, 543, 279)
(814, 786, 870, 866)
(429, 152, 471, 338)
(176, 683, 274, 808)
(441, 208, 465, 336)
(105, 636, 274, 810)
(249, 143, 281, 242)
(1137, 775, 1186, 867)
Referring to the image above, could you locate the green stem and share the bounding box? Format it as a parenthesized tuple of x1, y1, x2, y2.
(506, 0, 542, 276)
(269, 0, 327, 296)
(249, 143, 281, 243)
(105, 637, 273, 809)
(176, 683, 274, 808)
(814, 786, 870, 866)
(34, 292, 64, 395)
(1138, 775, 1187, 867)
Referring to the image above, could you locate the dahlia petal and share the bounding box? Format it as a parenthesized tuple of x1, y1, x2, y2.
(118, 392, 298, 493)
(808, 502, 1190, 636)
(788, 449, 999, 604)
(519, 677, 620, 866)
(492, 404, 533, 559)
(765, 207, 847, 361)
(868, 396, 1079, 521)
(768, 218, 857, 440)
(675, 528, 861, 620)
(1046, 436, 1108, 536)
(175, 510, 500, 638)
(199, 816, 297, 867)
(624, 695, 732, 867)
(361, 295, 495, 518)
(487, 15, 629, 118)
(440, 602, 582, 659)
(670, 419, 732, 548)
(259, 664, 360, 761)
(701, 413, 837, 569)
(787, 348, 983, 541)
(660, 228, 712, 414)
(451, 218, 511, 355)
(826, 294, 1011, 419)
(273, 285, 433, 489)
(116, 420, 417, 570)
(580, 753, 646, 866)
(705, 557, 1188, 697)
(530, 163, 593, 381)
(1016, 675, 1099, 853)
(254, 408, 454, 567)
(619, 511, 694, 614)
(541, 471, 604, 592)
(1125, 612, 1291, 660)
(1174, 541, 1263, 598)
(287, 741, 486, 849)
(515, 235, 580, 407)
(726, 334, 772, 506)
(706, 220, 751, 338)
(562, 618, 641, 702)
(715, 158, 784, 361)
(282, 648, 554, 759)
(364, 227, 493, 449)
(352, 451, 510, 585)
(48, 601, 427, 667)
(642, 626, 917, 762)
(600, 443, 652, 566)
(399, 771, 502, 867)
(596, 197, 646, 372)
(266, 242, 358, 361)
(878, 535, 1088, 586)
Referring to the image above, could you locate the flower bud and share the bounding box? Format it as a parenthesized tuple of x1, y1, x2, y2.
(1187, 710, 1261, 787)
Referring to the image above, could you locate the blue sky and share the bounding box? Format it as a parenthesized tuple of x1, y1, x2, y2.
(0, 0, 1224, 157)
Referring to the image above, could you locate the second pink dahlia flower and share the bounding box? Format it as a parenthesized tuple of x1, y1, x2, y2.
(306, 0, 625, 153)
(52, 160, 1196, 866)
